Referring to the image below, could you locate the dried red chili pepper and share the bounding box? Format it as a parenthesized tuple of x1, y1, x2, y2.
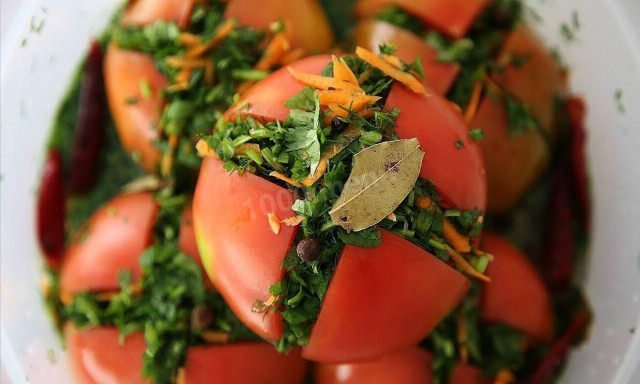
(37, 150, 66, 268)
(69, 41, 106, 194)
(566, 97, 590, 230)
(543, 159, 576, 292)
(529, 313, 591, 384)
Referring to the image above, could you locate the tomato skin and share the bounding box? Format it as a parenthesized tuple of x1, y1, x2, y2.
(353, 19, 459, 95)
(354, 0, 491, 39)
(65, 324, 147, 384)
(303, 230, 470, 363)
(224, 0, 334, 53)
(386, 83, 487, 211)
(481, 232, 554, 342)
(121, 0, 194, 28)
(66, 325, 307, 384)
(224, 54, 332, 123)
(60, 192, 158, 299)
(471, 95, 550, 213)
(193, 157, 298, 341)
(185, 344, 307, 384)
(104, 44, 167, 173)
(313, 347, 434, 384)
(491, 26, 568, 141)
(449, 363, 490, 384)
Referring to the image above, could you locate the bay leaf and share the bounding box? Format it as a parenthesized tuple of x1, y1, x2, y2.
(329, 138, 424, 232)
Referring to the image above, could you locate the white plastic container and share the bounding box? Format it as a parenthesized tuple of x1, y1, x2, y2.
(1, 0, 639, 382)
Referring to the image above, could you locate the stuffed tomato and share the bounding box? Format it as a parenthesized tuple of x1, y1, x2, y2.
(194, 49, 489, 363)
(105, 0, 332, 174)
(65, 325, 307, 384)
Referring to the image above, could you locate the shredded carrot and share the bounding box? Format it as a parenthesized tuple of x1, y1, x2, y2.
(382, 54, 404, 70)
(357, 68, 373, 84)
(165, 56, 208, 69)
(176, 368, 186, 384)
(387, 212, 397, 222)
(282, 215, 305, 226)
(457, 310, 469, 363)
(328, 103, 350, 118)
(357, 107, 377, 120)
(318, 90, 361, 106)
(464, 81, 484, 124)
(196, 139, 217, 158)
(269, 171, 301, 187)
(415, 196, 433, 210)
(234, 143, 261, 156)
(494, 370, 515, 384)
(443, 219, 472, 254)
(332, 56, 359, 85)
(301, 158, 328, 187)
(178, 32, 201, 46)
(445, 244, 491, 282)
(202, 331, 230, 344)
(186, 19, 235, 58)
(268, 212, 281, 234)
(255, 32, 290, 71)
(175, 68, 192, 84)
(356, 46, 427, 95)
(166, 82, 189, 93)
(265, 295, 277, 306)
(287, 67, 363, 93)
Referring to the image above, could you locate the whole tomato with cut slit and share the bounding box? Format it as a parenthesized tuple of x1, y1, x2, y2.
(193, 157, 298, 341)
(302, 230, 470, 363)
(65, 324, 308, 384)
(224, 0, 334, 53)
(481, 232, 554, 342)
(224, 54, 332, 123)
(471, 95, 550, 213)
(121, 0, 194, 28)
(60, 193, 202, 300)
(353, 19, 460, 95)
(354, 0, 491, 39)
(104, 44, 167, 173)
(386, 83, 487, 211)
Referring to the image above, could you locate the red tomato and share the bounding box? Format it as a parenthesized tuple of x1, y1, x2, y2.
(121, 0, 194, 28)
(353, 19, 459, 95)
(471, 95, 550, 213)
(224, 0, 334, 53)
(490, 26, 568, 141)
(60, 192, 158, 299)
(104, 44, 167, 173)
(185, 344, 307, 384)
(179, 203, 199, 260)
(313, 347, 434, 384)
(303, 230, 470, 363)
(481, 232, 554, 342)
(65, 324, 147, 384)
(224, 54, 332, 123)
(354, 0, 491, 39)
(386, 83, 487, 211)
(193, 157, 298, 341)
(66, 324, 308, 384)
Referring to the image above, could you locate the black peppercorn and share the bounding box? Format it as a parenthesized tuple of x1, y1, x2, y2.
(191, 305, 214, 330)
(297, 238, 321, 262)
(331, 116, 348, 132)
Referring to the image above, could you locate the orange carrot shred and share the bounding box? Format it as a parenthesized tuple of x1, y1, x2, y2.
(269, 171, 301, 187)
(382, 54, 404, 70)
(446, 244, 491, 282)
(331, 56, 359, 85)
(443, 219, 472, 254)
(288, 67, 363, 93)
(356, 46, 427, 95)
(268, 212, 281, 234)
(282, 215, 305, 226)
(202, 331, 230, 344)
(464, 81, 484, 124)
(196, 139, 217, 158)
(415, 196, 433, 210)
(234, 143, 261, 156)
(302, 158, 328, 187)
